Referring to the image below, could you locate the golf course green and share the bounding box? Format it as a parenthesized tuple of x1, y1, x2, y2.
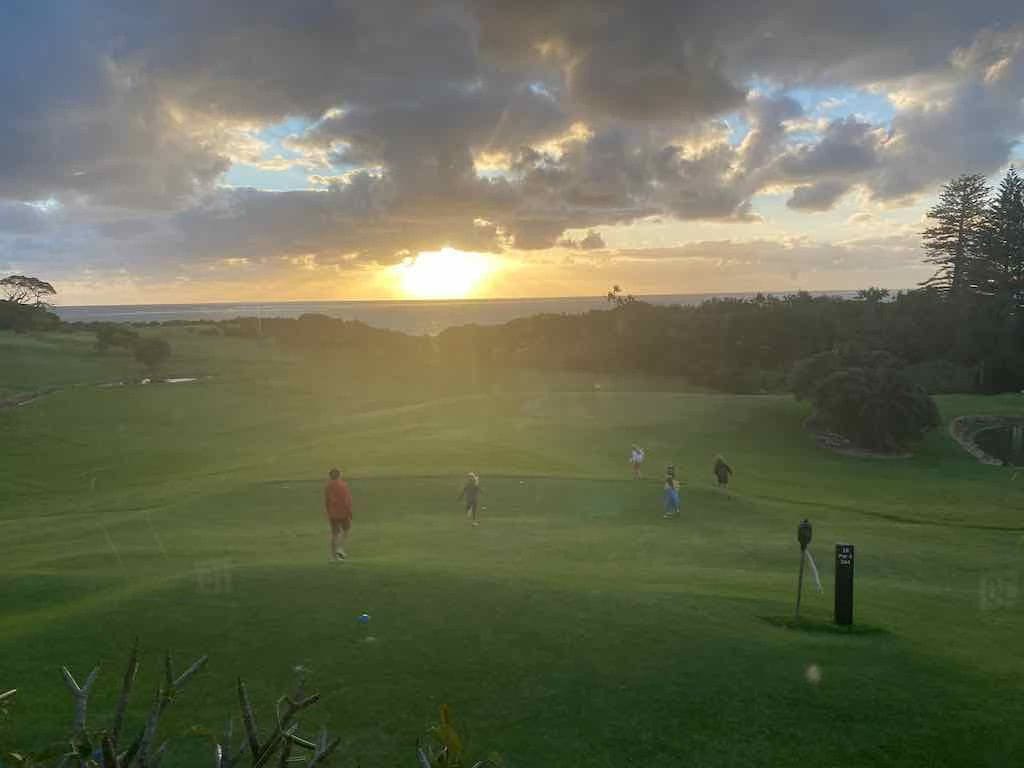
(2, 329, 1023, 766)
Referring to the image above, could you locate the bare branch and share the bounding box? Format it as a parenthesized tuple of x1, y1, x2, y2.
(112, 639, 141, 747)
(276, 734, 292, 768)
(283, 732, 317, 751)
(149, 741, 168, 768)
(101, 734, 120, 768)
(62, 665, 99, 733)
(61, 667, 81, 694)
(173, 655, 209, 689)
(252, 693, 323, 767)
(216, 718, 234, 768)
(164, 652, 174, 693)
(135, 687, 164, 768)
(305, 729, 341, 768)
(238, 679, 262, 759)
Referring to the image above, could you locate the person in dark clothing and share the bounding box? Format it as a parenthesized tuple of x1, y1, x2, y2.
(459, 472, 482, 525)
(713, 456, 733, 488)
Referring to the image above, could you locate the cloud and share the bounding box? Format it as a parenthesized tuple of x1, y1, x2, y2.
(787, 180, 852, 211)
(775, 117, 881, 179)
(558, 230, 606, 250)
(0, 202, 54, 235)
(610, 234, 927, 286)
(1, 2, 1022, 296)
(869, 27, 1024, 199)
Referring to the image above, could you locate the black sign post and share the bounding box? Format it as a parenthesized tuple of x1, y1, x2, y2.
(795, 519, 812, 620)
(834, 543, 855, 626)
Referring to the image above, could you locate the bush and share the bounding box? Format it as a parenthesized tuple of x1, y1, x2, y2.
(132, 337, 172, 373)
(811, 365, 940, 452)
(1, 646, 496, 768)
(790, 347, 903, 401)
(95, 324, 140, 353)
(792, 347, 941, 452)
(905, 360, 977, 394)
(0, 301, 60, 333)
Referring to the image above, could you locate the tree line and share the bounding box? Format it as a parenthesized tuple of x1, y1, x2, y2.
(4, 167, 1021, 448)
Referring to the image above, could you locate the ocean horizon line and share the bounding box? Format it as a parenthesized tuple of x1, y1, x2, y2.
(53, 288, 877, 312)
(52, 289, 872, 336)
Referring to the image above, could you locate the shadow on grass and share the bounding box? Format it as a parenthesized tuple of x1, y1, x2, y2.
(759, 615, 891, 637)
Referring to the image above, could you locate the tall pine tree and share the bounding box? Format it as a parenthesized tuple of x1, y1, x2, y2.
(976, 166, 1024, 306)
(921, 173, 990, 298)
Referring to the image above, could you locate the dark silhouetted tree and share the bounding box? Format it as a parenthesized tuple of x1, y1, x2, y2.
(1, 274, 56, 306)
(921, 174, 990, 298)
(976, 166, 1024, 306)
(605, 285, 636, 308)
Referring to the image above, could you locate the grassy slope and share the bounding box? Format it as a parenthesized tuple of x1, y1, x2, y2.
(1, 329, 1023, 767)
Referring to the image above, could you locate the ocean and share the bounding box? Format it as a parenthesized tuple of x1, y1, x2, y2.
(54, 292, 859, 337)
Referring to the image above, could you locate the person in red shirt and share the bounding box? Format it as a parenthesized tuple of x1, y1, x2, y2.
(324, 468, 353, 561)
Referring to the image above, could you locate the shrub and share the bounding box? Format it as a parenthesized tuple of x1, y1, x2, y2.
(792, 347, 941, 452)
(95, 325, 140, 353)
(811, 365, 940, 452)
(132, 337, 172, 374)
(0, 301, 60, 333)
(0, 645, 343, 768)
(1, 647, 498, 767)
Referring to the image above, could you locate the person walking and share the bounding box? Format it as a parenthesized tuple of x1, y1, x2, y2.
(630, 444, 645, 479)
(324, 468, 353, 561)
(713, 455, 733, 489)
(459, 472, 482, 526)
(663, 473, 680, 519)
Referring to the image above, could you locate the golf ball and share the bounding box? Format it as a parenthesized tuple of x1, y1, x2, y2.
(805, 664, 822, 685)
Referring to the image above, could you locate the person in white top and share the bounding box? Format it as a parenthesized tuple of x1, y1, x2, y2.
(630, 444, 645, 479)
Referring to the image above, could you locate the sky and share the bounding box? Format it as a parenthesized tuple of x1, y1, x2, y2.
(1, 1, 1023, 305)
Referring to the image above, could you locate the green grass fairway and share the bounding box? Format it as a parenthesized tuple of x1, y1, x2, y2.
(2, 330, 1023, 766)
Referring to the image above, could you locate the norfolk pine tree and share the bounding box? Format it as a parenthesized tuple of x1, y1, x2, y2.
(921, 173, 990, 298)
(977, 166, 1024, 306)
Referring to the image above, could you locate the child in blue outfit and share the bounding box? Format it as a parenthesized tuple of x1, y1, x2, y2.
(663, 474, 680, 518)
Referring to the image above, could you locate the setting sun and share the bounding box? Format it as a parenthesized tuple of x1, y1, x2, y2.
(393, 247, 495, 299)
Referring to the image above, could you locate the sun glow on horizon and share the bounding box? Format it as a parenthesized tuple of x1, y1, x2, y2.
(392, 247, 496, 299)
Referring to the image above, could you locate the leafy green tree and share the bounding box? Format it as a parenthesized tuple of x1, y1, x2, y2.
(921, 174, 991, 298)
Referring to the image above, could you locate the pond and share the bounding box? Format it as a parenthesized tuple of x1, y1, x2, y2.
(974, 424, 1024, 466)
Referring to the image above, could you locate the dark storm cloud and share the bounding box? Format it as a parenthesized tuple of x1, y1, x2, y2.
(473, 0, 1018, 88)
(173, 176, 510, 265)
(787, 180, 852, 211)
(299, 79, 571, 184)
(1, 0, 1022, 278)
(562, 9, 747, 121)
(776, 117, 881, 179)
(0, 3, 229, 209)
